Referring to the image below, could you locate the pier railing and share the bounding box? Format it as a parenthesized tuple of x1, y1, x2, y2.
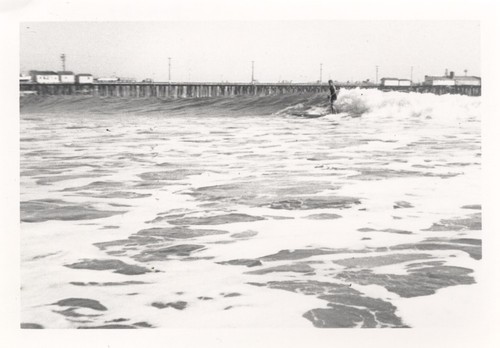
(19, 82, 481, 97)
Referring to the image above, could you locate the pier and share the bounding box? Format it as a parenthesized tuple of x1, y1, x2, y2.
(19, 82, 481, 98)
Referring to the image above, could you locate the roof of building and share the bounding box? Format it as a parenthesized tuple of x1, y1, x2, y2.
(76, 73, 93, 76)
(381, 77, 399, 80)
(453, 76, 481, 80)
(424, 76, 453, 80)
(30, 70, 58, 75)
(425, 75, 481, 81)
(58, 71, 74, 75)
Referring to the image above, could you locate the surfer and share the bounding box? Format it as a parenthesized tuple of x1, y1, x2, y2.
(328, 80, 337, 114)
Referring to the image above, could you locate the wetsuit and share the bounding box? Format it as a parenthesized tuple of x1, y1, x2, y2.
(329, 84, 337, 103)
(329, 84, 337, 113)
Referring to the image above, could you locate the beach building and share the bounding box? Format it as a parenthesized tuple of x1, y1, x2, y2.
(380, 78, 399, 87)
(58, 71, 75, 83)
(424, 75, 455, 86)
(424, 72, 481, 86)
(454, 76, 481, 86)
(19, 75, 31, 83)
(381, 78, 412, 87)
(120, 77, 137, 83)
(30, 71, 59, 84)
(398, 79, 412, 86)
(96, 77, 119, 83)
(76, 74, 93, 84)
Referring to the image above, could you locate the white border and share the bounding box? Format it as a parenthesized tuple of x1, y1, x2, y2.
(1, 0, 499, 347)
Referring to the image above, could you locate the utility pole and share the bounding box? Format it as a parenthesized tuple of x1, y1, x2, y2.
(411, 66, 414, 83)
(375, 65, 379, 85)
(168, 57, 171, 82)
(319, 63, 323, 83)
(60, 53, 66, 71)
(251, 60, 255, 83)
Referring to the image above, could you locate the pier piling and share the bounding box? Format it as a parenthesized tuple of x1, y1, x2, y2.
(21, 82, 481, 98)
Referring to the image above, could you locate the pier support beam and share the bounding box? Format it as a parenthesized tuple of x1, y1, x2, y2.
(20, 83, 481, 98)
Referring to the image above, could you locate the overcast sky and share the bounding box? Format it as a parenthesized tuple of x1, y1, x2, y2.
(20, 21, 480, 83)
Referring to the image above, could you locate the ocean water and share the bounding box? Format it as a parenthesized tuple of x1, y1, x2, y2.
(20, 88, 481, 328)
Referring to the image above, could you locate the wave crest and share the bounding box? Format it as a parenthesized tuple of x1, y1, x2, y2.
(21, 89, 480, 123)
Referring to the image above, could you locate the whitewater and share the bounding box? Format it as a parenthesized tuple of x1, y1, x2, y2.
(20, 88, 481, 328)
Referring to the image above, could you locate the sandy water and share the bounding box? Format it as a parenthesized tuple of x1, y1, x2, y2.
(20, 89, 481, 328)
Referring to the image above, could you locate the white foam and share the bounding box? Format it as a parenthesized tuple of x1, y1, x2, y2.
(20, 90, 481, 328)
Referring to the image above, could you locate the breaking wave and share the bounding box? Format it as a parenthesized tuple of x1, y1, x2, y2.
(20, 88, 480, 123)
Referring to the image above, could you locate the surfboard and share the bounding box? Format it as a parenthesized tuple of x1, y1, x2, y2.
(290, 112, 328, 118)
